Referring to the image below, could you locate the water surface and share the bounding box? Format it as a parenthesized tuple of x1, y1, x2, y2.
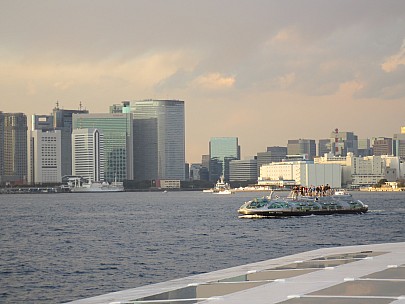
(0, 191, 404, 303)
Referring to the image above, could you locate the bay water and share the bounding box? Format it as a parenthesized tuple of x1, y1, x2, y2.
(1, 191, 404, 303)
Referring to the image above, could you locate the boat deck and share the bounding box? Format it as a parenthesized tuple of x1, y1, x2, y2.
(67, 242, 405, 304)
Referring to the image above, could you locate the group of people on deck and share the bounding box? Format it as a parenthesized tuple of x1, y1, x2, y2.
(292, 184, 332, 198)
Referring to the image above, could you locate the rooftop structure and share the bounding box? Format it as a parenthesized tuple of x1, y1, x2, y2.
(68, 242, 405, 304)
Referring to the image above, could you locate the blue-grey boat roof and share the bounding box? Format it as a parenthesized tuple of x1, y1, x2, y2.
(67, 242, 405, 304)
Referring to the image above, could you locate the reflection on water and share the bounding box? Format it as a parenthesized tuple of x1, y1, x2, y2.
(0, 191, 404, 303)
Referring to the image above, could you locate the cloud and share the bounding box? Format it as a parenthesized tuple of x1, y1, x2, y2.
(381, 39, 405, 72)
(191, 73, 235, 90)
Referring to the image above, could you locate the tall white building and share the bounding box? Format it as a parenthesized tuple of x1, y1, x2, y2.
(259, 161, 341, 188)
(28, 130, 62, 184)
(72, 128, 104, 182)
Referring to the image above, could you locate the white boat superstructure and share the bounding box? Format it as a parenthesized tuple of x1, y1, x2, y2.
(203, 176, 234, 194)
(67, 177, 124, 193)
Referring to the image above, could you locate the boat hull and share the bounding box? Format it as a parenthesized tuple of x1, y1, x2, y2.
(238, 207, 368, 217)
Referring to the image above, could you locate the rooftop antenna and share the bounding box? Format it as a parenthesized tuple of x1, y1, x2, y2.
(56, 100, 60, 110)
(79, 101, 82, 111)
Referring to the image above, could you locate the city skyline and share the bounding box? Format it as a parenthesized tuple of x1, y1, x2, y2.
(1, 1, 405, 163)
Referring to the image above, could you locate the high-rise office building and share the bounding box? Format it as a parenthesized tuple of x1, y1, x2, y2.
(28, 129, 62, 184)
(72, 128, 104, 182)
(209, 137, 240, 182)
(0, 114, 4, 182)
(72, 113, 133, 182)
(52, 105, 89, 177)
(127, 99, 185, 181)
(318, 139, 331, 156)
(287, 139, 316, 160)
(229, 158, 258, 182)
(393, 127, 405, 160)
(0, 112, 27, 185)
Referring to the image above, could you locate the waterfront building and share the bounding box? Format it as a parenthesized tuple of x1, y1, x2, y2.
(259, 160, 341, 188)
(209, 137, 240, 182)
(329, 129, 358, 156)
(287, 139, 316, 160)
(315, 152, 399, 187)
(315, 153, 352, 185)
(350, 155, 387, 186)
(72, 128, 104, 182)
(229, 158, 258, 182)
(317, 139, 330, 156)
(372, 137, 393, 156)
(127, 99, 185, 181)
(0, 112, 27, 185)
(28, 129, 61, 184)
(72, 113, 133, 182)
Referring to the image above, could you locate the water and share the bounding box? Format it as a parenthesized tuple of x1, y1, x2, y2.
(0, 191, 404, 303)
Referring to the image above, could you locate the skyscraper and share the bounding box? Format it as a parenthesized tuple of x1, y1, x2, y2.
(72, 128, 104, 182)
(129, 99, 185, 181)
(209, 137, 240, 182)
(28, 129, 62, 184)
(72, 113, 133, 182)
(52, 105, 89, 177)
(0, 112, 27, 185)
(393, 127, 405, 160)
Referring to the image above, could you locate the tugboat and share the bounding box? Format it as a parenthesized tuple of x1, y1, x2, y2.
(238, 189, 368, 217)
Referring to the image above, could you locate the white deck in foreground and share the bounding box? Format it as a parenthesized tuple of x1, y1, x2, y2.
(67, 242, 405, 304)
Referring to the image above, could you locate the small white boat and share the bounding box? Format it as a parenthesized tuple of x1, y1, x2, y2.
(68, 177, 124, 193)
(203, 176, 234, 194)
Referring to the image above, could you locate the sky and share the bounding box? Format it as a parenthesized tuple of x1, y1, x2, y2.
(1, 0, 405, 163)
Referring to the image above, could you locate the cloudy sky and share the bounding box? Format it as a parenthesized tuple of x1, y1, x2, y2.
(1, 0, 405, 163)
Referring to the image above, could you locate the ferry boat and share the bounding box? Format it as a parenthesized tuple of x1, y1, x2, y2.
(238, 190, 368, 217)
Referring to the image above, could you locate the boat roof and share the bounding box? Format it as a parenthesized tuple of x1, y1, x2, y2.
(67, 242, 405, 304)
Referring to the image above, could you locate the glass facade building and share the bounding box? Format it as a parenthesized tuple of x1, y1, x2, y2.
(0, 112, 27, 185)
(287, 139, 316, 160)
(209, 137, 240, 182)
(72, 113, 133, 182)
(129, 99, 185, 181)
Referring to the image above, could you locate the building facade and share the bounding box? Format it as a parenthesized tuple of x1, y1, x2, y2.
(256, 146, 287, 172)
(393, 128, 405, 160)
(72, 113, 133, 182)
(72, 128, 104, 182)
(259, 161, 342, 188)
(372, 137, 393, 156)
(229, 158, 258, 182)
(52, 106, 89, 177)
(128, 99, 185, 181)
(28, 129, 62, 184)
(287, 139, 316, 160)
(209, 137, 240, 182)
(329, 129, 358, 156)
(0, 112, 27, 185)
